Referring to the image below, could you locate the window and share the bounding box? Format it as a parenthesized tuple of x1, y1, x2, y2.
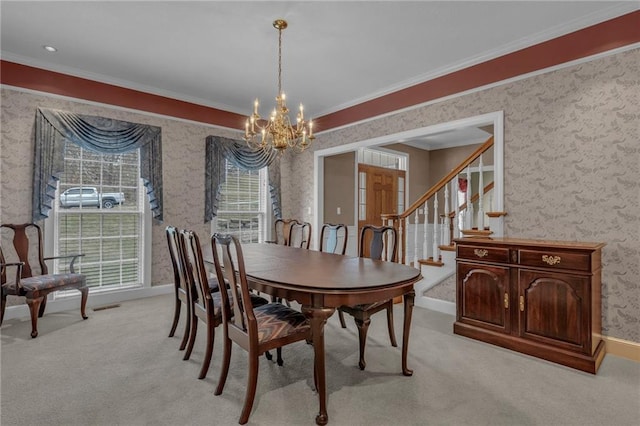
(52, 142, 145, 291)
(214, 160, 268, 243)
(358, 147, 406, 170)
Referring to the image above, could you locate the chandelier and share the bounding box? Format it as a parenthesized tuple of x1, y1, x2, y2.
(244, 19, 314, 153)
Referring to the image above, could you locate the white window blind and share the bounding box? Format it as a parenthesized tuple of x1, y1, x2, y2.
(54, 142, 144, 290)
(215, 160, 267, 243)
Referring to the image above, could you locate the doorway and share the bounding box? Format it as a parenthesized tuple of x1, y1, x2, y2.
(358, 163, 405, 227)
(313, 111, 504, 251)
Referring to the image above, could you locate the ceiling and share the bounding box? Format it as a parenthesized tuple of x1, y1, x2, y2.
(1, 1, 636, 123)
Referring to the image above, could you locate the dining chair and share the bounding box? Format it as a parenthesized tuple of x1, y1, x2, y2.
(288, 221, 312, 249)
(0, 223, 89, 338)
(337, 224, 398, 370)
(211, 233, 311, 425)
(262, 219, 307, 364)
(180, 228, 223, 379)
(319, 223, 348, 255)
(180, 229, 269, 379)
(166, 225, 218, 353)
(167, 226, 229, 355)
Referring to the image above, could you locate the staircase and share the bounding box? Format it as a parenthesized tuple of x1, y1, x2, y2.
(381, 136, 506, 310)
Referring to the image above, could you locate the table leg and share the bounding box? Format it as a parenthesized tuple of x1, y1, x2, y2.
(402, 290, 415, 376)
(302, 306, 335, 426)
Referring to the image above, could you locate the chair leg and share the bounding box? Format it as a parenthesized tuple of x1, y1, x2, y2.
(168, 295, 181, 337)
(239, 351, 260, 425)
(26, 297, 43, 338)
(184, 314, 198, 361)
(78, 286, 89, 320)
(385, 301, 397, 347)
(355, 317, 371, 370)
(179, 302, 191, 351)
(1, 291, 6, 325)
(38, 295, 47, 317)
(198, 320, 215, 379)
(338, 310, 347, 328)
(215, 333, 232, 396)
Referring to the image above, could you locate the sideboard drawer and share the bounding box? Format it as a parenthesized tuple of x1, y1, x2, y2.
(458, 245, 510, 263)
(518, 249, 591, 272)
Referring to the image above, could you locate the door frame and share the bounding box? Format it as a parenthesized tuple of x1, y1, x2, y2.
(313, 110, 504, 250)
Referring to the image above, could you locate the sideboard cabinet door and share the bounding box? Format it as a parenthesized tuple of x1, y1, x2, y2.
(518, 270, 590, 354)
(457, 262, 510, 334)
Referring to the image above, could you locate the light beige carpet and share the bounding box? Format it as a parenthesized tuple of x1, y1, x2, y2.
(1, 294, 639, 425)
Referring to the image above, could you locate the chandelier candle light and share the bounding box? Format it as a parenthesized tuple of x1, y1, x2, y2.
(244, 19, 314, 153)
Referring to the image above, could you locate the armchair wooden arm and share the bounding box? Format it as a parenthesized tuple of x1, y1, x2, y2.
(44, 253, 85, 273)
(1, 261, 25, 291)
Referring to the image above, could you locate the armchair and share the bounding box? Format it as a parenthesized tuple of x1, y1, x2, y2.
(0, 223, 88, 338)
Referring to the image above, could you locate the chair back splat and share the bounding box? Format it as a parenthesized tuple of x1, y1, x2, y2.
(319, 223, 348, 255)
(0, 223, 88, 338)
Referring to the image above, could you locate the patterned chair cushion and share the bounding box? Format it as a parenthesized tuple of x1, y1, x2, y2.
(254, 303, 310, 343)
(208, 291, 269, 318)
(5, 273, 86, 296)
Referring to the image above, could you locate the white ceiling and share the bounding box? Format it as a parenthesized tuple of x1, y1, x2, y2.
(1, 1, 636, 122)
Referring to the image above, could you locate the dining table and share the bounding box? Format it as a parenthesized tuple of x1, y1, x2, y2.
(206, 242, 422, 425)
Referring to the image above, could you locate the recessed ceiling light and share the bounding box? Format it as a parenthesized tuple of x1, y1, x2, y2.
(43, 45, 57, 52)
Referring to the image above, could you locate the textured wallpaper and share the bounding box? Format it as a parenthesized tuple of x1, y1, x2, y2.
(280, 48, 640, 342)
(1, 48, 638, 342)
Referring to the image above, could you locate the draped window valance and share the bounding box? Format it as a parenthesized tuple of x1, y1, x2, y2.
(33, 107, 163, 222)
(205, 135, 281, 222)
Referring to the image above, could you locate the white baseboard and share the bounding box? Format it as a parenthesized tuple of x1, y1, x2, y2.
(414, 296, 456, 316)
(3, 284, 173, 321)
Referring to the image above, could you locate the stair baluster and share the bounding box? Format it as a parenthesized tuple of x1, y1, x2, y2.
(478, 155, 484, 230)
(432, 193, 440, 263)
(453, 179, 459, 240)
(413, 210, 419, 267)
(465, 166, 473, 230)
(443, 185, 450, 246)
(423, 200, 429, 261)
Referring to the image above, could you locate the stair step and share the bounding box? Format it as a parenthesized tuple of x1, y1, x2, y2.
(418, 258, 444, 267)
(439, 244, 456, 252)
(461, 229, 493, 238)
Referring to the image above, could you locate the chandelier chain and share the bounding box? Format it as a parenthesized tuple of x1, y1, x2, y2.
(278, 26, 283, 96)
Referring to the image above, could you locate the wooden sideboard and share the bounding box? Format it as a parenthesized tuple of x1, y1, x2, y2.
(453, 237, 606, 374)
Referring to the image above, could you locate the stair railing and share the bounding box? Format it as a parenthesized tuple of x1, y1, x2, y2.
(382, 136, 495, 266)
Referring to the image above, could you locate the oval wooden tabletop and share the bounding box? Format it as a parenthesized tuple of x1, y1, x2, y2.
(240, 243, 422, 291)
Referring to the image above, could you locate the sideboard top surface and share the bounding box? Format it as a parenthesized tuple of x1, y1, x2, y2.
(453, 237, 605, 251)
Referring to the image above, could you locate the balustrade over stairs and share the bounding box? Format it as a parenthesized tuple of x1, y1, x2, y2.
(382, 136, 506, 269)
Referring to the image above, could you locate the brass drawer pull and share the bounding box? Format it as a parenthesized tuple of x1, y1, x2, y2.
(474, 249, 488, 258)
(519, 296, 525, 312)
(504, 293, 509, 309)
(542, 255, 561, 265)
